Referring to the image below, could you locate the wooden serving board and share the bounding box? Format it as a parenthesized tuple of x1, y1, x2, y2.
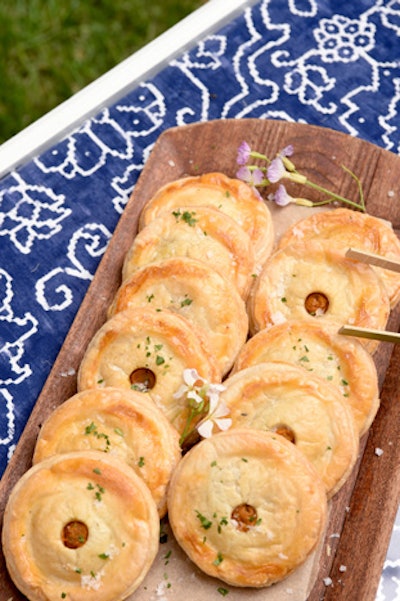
(1, 118, 400, 600)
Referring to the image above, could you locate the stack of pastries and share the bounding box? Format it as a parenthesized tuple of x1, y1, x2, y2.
(3, 171, 400, 600)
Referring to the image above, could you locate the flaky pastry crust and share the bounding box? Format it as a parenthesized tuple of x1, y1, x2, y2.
(233, 319, 379, 436)
(77, 307, 221, 434)
(138, 172, 274, 267)
(108, 257, 248, 375)
(33, 387, 181, 517)
(122, 205, 255, 299)
(248, 241, 390, 352)
(278, 207, 400, 308)
(168, 428, 327, 588)
(220, 362, 359, 497)
(2, 451, 159, 601)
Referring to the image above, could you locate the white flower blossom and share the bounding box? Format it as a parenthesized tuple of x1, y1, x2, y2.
(175, 368, 230, 443)
(173, 368, 206, 406)
(197, 392, 231, 439)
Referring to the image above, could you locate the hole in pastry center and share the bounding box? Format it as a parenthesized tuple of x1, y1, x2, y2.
(129, 368, 156, 391)
(305, 292, 329, 316)
(62, 520, 89, 549)
(231, 503, 258, 532)
(272, 423, 296, 444)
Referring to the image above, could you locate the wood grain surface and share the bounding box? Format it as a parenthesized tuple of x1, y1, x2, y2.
(1, 118, 400, 600)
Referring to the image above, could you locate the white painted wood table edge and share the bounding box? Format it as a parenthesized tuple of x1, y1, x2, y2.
(0, 0, 256, 178)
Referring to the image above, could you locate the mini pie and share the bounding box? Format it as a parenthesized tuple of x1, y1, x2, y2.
(108, 257, 248, 376)
(33, 387, 181, 517)
(2, 451, 159, 601)
(138, 172, 274, 267)
(219, 362, 359, 497)
(248, 241, 390, 353)
(278, 207, 400, 308)
(233, 319, 379, 437)
(167, 428, 327, 588)
(122, 205, 255, 299)
(77, 307, 221, 434)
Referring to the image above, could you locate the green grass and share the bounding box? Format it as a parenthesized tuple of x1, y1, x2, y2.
(0, 0, 206, 143)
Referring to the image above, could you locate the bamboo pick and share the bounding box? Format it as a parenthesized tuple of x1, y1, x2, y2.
(346, 248, 400, 272)
(339, 325, 400, 343)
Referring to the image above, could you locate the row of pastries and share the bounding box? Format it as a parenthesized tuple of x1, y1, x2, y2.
(2, 172, 400, 600)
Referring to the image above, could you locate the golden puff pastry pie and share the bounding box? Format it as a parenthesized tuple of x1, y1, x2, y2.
(233, 319, 379, 437)
(248, 241, 390, 353)
(122, 205, 255, 300)
(167, 428, 327, 588)
(278, 207, 400, 308)
(138, 172, 274, 267)
(219, 362, 359, 498)
(108, 257, 248, 376)
(33, 387, 181, 517)
(77, 307, 221, 434)
(2, 451, 159, 601)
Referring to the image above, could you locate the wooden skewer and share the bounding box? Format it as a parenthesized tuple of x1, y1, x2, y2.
(346, 248, 400, 273)
(339, 325, 400, 343)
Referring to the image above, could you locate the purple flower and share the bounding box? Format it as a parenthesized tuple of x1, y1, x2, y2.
(272, 184, 314, 207)
(267, 146, 307, 185)
(236, 141, 251, 165)
(267, 157, 287, 183)
(273, 184, 293, 206)
(236, 165, 264, 187)
(280, 145, 294, 157)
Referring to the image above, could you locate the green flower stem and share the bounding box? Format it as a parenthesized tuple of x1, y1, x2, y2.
(303, 179, 365, 211)
(250, 151, 270, 162)
(247, 164, 268, 173)
(179, 407, 198, 447)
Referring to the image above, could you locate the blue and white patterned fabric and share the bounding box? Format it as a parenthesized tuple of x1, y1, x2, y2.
(0, 0, 399, 593)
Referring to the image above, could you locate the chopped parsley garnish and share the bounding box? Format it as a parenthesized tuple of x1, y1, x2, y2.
(196, 510, 212, 530)
(172, 209, 198, 226)
(85, 422, 97, 434)
(213, 552, 224, 566)
(84, 423, 111, 452)
(164, 550, 172, 565)
(87, 481, 105, 502)
(180, 297, 193, 307)
(218, 517, 228, 533)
